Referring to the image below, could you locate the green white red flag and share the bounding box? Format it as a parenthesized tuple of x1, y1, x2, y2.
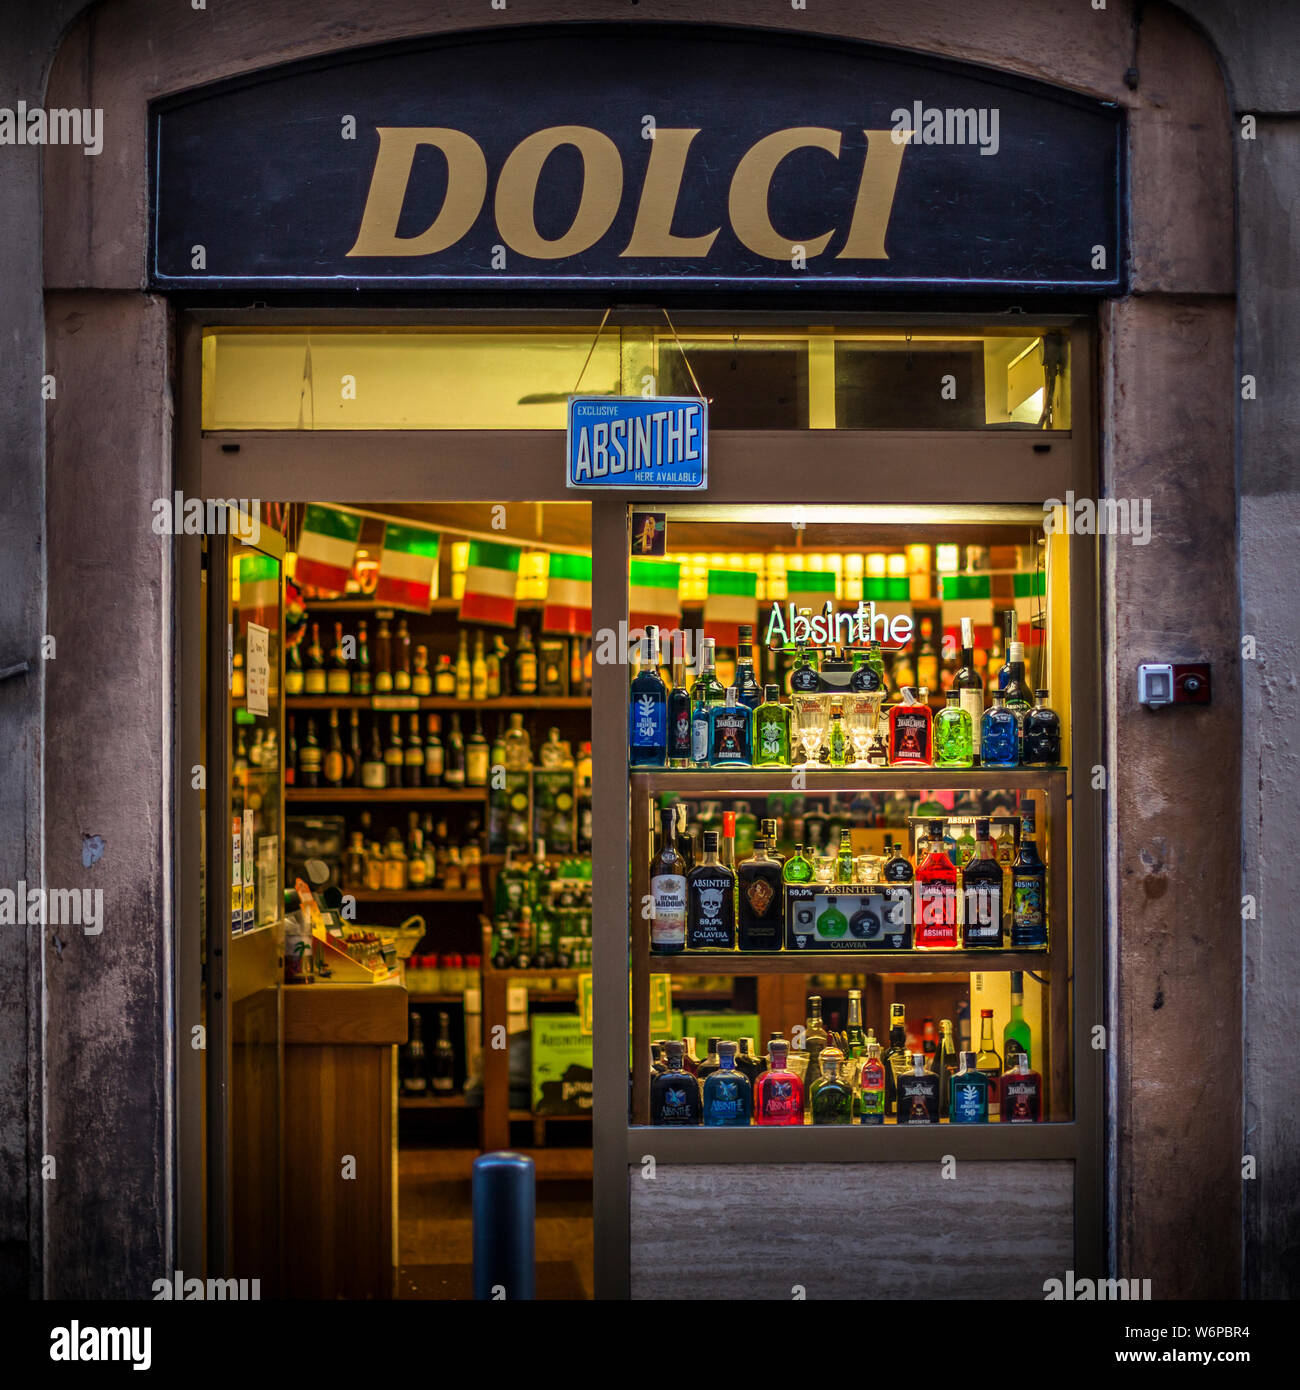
(459, 540, 521, 627)
(375, 522, 440, 611)
(237, 553, 280, 622)
(784, 568, 836, 609)
(941, 573, 994, 654)
(1013, 571, 1046, 646)
(628, 558, 680, 633)
(293, 504, 362, 596)
(542, 552, 592, 634)
(703, 568, 757, 646)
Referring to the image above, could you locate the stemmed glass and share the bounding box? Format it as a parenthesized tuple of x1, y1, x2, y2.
(795, 696, 825, 765)
(847, 696, 879, 766)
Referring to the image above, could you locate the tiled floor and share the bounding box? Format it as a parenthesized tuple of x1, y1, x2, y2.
(398, 1146, 593, 1299)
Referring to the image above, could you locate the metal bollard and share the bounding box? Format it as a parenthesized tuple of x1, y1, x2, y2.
(472, 1151, 536, 1300)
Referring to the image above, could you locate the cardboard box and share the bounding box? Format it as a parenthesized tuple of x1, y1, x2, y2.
(530, 1014, 593, 1115)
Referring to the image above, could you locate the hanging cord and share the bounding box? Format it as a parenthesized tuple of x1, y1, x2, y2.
(571, 307, 613, 394)
(661, 308, 705, 400)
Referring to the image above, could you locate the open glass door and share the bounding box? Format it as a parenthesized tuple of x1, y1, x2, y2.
(206, 510, 285, 1292)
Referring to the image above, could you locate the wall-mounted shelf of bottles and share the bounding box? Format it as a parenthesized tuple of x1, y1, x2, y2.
(632, 770, 1064, 795)
(650, 951, 1045, 975)
(285, 787, 486, 803)
(287, 696, 591, 711)
(349, 889, 483, 904)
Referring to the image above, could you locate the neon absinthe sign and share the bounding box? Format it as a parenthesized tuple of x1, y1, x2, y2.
(765, 600, 914, 650)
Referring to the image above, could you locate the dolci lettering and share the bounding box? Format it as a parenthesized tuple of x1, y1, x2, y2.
(348, 125, 908, 263)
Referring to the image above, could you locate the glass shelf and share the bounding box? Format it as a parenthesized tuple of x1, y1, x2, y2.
(630, 768, 1065, 793)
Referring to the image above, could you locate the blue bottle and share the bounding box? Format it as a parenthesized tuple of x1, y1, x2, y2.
(702, 1041, 753, 1126)
(948, 1051, 990, 1123)
(708, 687, 752, 768)
(629, 626, 667, 768)
(980, 691, 1020, 769)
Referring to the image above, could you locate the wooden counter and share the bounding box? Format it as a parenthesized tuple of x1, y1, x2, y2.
(282, 980, 408, 1299)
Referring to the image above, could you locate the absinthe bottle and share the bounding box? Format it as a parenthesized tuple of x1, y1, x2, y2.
(733, 623, 764, 710)
(708, 686, 752, 768)
(666, 646, 692, 768)
(737, 838, 784, 951)
(651, 1041, 701, 1125)
(1010, 810, 1048, 947)
(897, 1053, 939, 1125)
(628, 626, 667, 768)
(953, 616, 985, 761)
(883, 1002, 909, 1119)
(650, 806, 687, 955)
(690, 638, 724, 767)
(686, 831, 736, 950)
(752, 684, 791, 767)
(961, 818, 1004, 948)
(702, 1041, 752, 1126)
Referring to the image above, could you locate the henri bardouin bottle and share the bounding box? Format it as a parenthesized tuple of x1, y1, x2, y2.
(650, 806, 687, 955)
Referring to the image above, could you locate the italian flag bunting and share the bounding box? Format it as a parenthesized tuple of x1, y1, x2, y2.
(863, 572, 913, 643)
(237, 553, 280, 620)
(375, 522, 440, 611)
(628, 559, 681, 634)
(703, 568, 757, 646)
(459, 540, 521, 627)
(1013, 570, 1046, 646)
(785, 568, 836, 609)
(542, 552, 593, 634)
(941, 573, 994, 655)
(293, 504, 362, 597)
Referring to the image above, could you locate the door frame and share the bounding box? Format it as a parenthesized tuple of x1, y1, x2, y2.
(176, 310, 1099, 1299)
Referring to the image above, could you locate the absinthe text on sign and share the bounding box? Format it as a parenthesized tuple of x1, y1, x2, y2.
(571, 403, 702, 482)
(766, 600, 914, 648)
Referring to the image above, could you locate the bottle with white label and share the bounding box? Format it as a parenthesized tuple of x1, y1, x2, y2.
(953, 616, 985, 761)
(650, 806, 687, 954)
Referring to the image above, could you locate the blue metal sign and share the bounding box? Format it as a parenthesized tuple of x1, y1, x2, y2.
(566, 397, 707, 491)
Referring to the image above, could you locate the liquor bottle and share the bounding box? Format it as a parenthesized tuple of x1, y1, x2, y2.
(708, 686, 751, 767)
(651, 1041, 702, 1125)
(933, 690, 974, 768)
(431, 1011, 455, 1093)
(666, 648, 692, 768)
(949, 1051, 990, 1123)
(858, 1043, 886, 1124)
(881, 837, 914, 945)
(285, 639, 305, 696)
(916, 616, 940, 691)
(342, 708, 360, 787)
(736, 838, 784, 951)
(720, 810, 737, 872)
(955, 819, 977, 869)
(628, 627, 668, 768)
(650, 806, 687, 955)
(702, 1041, 752, 1126)
(996, 610, 1016, 692)
(788, 610, 820, 694)
(922, 1017, 938, 1072)
(782, 843, 813, 884)
(845, 988, 867, 1058)
(454, 630, 471, 701)
(503, 712, 532, 770)
(423, 714, 444, 785)
(411, 643, 431, 697)
(811, 1049, 853, 1124)
(734, 803, 759, 859)
(1000, 1052, 1043, 1122)
(953, 616, 984, 761)
(393, 619, 412, 693)
(754, 1039, 804, 1125)
(326, 621, 350, 695)
(470, 631, 488, 701)
(323, 708, 345, 787)
(303, 622, 327, 695)
(443, 712, 466, 788)
(1022, 689, 1062, 766)
(961, 818, 1004, 947)
(373, 620, 393, 694)
(465, 712, 489, 787)
(401, 1012, 429, 1096)
(803, 995, 828, 1084)
(285, 717, 298, 787)
(975, 1008, 1004, 1119)
(1002, 639, 1033, 717)
(433, 653, 455, 696)
(979, 692, 1020, 769)
(736, 1038, 762, 1089)
(750, 685, 789, 767)
(1003, 971, 1034, 1068)
(485, 636, 503, 699)
(827, 704, 848, 766)
(935, 1018, 958, 1117)
(399, 714, 422, 789)
(680, 1038, 701, 1076)
(695, 1038, 722, 1089)
(883, 1002, 909, 1118)
(733, 623, 763, 710)
(406, 813, 428, 889)
(515, 626, 538, 696)
(689, 638, 724, 766)
(897, 1053, 939, 1124)
(887, 687, 932, 766)
(686, 831, 736, 950)
(915, 819, 958, 948)
(362, 717, 387, 788)
(298, 717, 322, 788)
(1010, 810, 1048, 946)
(835, 829, 854, 883)
(815, 898, 848, 941)
(381, 714, 404, 784)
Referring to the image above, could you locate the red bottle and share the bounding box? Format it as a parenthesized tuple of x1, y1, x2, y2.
(1000, 1053, 1043, 1122)
(888, 687, 933, 767)
(754, 1039, 804, 1125)
(914, 820, 958, 948)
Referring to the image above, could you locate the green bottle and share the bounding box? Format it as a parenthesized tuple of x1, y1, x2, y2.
(811, 1052, 853, 1124)
(827, 706, 848, 766)
(934, 689, 974, 767)
(867, 641, 889, 698)
(752, 684, 792, 766)
(835, 829, 854, 883)
(1003, 970, 1033, 1066)
(782, 843, 814, 884)
(815, 900, 848, 939)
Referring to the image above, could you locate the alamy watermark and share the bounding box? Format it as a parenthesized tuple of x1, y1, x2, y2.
(0, 883, 103, 935)
(1, 103, 102, 156)
(152, 493, 261, 543)
(1044, 491, 1151, 545)
(891, 101, 1000, 156)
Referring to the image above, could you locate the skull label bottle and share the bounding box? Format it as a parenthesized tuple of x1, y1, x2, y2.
(686, 831, 736, 950)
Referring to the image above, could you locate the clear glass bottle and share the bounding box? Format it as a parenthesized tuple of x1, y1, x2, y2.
(752, 684, 792, 766)
(689, 637, 725, 767)
(810, 1049, 853, 1124)
(503, 712, 532, 770)
(933, 689, 974, 767)
(835, 829, 854, 883)
(980, 691, 1020, 768)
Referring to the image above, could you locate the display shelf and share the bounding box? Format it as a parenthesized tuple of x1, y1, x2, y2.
(287, 695, 590, 710)
(648, 950, 1047, 975)
(398, 1094, 471, 1109)
(285, 787, 486, 802)
(351, 888, 483, 903)
(300, 597, 548, 612)
(632, 768, 1065, 794)
(406, 993, 473, 1004)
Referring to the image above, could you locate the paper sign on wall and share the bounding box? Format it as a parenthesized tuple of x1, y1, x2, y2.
(245, 622, 270, 716)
